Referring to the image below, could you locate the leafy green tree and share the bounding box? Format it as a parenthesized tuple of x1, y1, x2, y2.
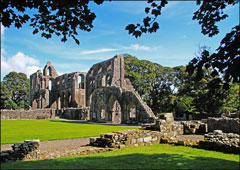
(124, 54, 183, 114)
(124, 54, 239, 115)
(174, 96, 196, 115)
(178, 65, 233, 115)
(0, 72, 29, 110)
(124, 54, 156, 101)
(221, 83, 240, 113)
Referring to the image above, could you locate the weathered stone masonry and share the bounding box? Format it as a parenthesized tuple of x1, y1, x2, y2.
(0, 109, 55, 120)
(29, 62, 86, 110)
(87, 55, 156, 124)
(0, 140, 40, 162)
(29, 55, 156, 124)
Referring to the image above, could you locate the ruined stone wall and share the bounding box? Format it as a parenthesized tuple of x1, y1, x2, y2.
(50, 72, 86, 109)
(142, 113, 184, 138)
(207, 117, 239, 134)
(90, 130, 161, 149)
(61, 107, 90, 120)
(182, 121, 208, 134)
(29, 62, 86, 110)
(86, 55, 156, 124)
(0, 140, 40, 162)
(199, 130, 239, 154)
(0, 109, 55, 120)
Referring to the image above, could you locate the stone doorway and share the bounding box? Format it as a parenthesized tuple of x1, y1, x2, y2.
(112, 101, 121, 124)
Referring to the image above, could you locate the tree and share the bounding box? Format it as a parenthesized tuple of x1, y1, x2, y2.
(174, 96, 196, 115)
(1, 0, 105, 45)
(0, 72, 29, 110)
(124, 54, 239, 115)
(221, 83, 240, 113)
(124, 54, 185, 114)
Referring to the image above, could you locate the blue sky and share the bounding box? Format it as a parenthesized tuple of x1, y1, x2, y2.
(1, 1, 239, 79)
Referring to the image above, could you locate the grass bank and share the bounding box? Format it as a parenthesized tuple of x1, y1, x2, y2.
(1, 144, 239, 169)
(1, 119, 138, 144)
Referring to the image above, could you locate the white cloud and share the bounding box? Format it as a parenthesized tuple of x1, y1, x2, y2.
(128, 44, 151, 51)
(80, 48, 120, 55)
(1, 48, 6, 55)
(78, 44, 151, 56)
(1, 52, 40, 77)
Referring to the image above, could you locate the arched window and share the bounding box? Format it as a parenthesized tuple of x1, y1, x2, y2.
(102, 75, 106, 87)
(78, 75, 84, 89)
(47, 67, 51, 76)
(57, 95, 61, 109)
(68, 94, 72, 107)
(49, 80, 52, 90)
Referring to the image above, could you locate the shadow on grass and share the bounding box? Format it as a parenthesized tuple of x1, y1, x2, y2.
(1, 153, 239, 170)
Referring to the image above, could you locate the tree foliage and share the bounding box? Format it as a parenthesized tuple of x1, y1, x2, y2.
(1, 0, 105, 45)
(124, 54, 239, 115)
(187, 26, 240, 90)
(0, 72, 29, 110)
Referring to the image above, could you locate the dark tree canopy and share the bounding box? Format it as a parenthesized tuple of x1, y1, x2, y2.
(1, 0, 239, 86)
(1, 0, 105, 45)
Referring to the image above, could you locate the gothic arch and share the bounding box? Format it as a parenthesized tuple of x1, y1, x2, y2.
(95, 96, 106, 121)
(108, 95, 121, 124)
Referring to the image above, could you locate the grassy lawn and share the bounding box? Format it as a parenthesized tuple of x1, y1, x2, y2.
(1, 119, 138, 144)
(1, 144, 239, 169)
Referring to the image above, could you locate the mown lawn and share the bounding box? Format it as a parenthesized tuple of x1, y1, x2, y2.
(1, 119, 138, 144)
(1, 144, 239, 169)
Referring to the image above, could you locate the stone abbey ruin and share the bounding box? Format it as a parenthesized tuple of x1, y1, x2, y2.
(29, 55, 156, 124)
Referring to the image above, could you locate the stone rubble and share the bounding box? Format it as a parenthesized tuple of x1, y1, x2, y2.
(0, 140, 40, 162)
(199, 130, 240, 154)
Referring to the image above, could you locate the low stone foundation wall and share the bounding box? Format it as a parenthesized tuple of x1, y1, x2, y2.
(0, 140, 40, 162)
(207, 117, 239, 134)
(89, 130, 161, 149)
(61, 107, 90, 120)
(160, 130, 239, 154)
(0, 109, 56, 120)
(199, 130, 240, 154)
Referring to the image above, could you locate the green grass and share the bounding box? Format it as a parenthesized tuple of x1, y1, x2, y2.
(1, 119, 138, 144)
(1, 144, 239, 169)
